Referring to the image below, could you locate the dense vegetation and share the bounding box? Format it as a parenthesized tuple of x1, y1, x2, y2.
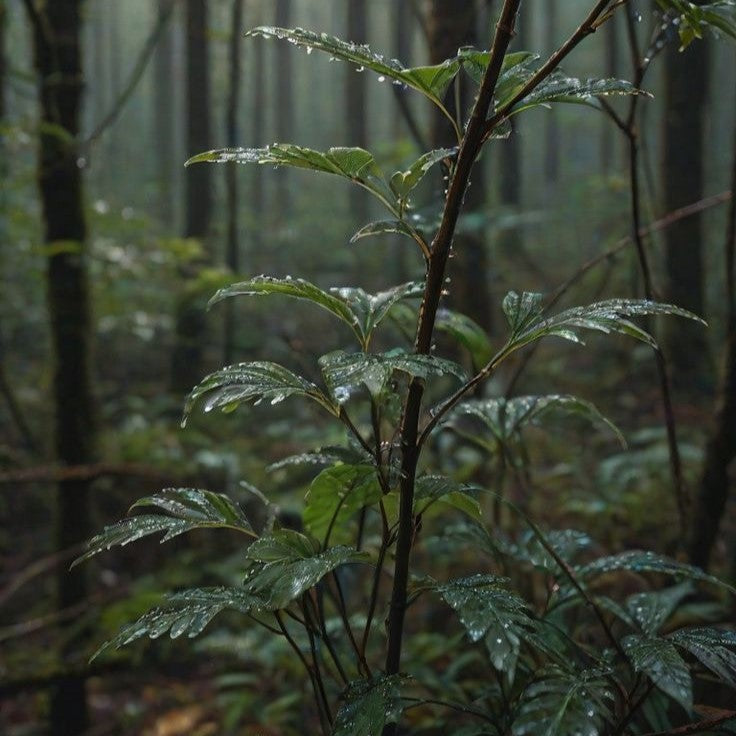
(2, 1, 736, 735)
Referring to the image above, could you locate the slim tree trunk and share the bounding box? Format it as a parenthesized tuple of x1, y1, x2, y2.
(171, 0, 212, 394)
(251, 5, 265, 252)
(274, 0, 292, 213)
(662, 34, 710, 385)
(346, 0, 368, 224)
(25, 1, 95, 732)
(544, 0, 560, 185)
(427, 0, 493, 334)
(154, 0, 176, 227)
(689, 104, 736, 570)
(224, 0, 243, 365)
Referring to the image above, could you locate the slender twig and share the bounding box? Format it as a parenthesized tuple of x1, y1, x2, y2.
(337, 406, 374, 457)
(307, 593, 349, 687)
(331, 571, 371, 677)
(481, 0, 624, 141)
(361, 540, 388, 657)
(637, 711, 736, 736)
(302, 600, 334, 728)
(402, 696, 496, 724)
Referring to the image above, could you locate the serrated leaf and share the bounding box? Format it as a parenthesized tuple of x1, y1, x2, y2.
(73, 489, 255, 567)
(187, 143, 395, 206)
(332, 675, 406, 736)
(513, 529, 592, 573)
(433, 573, 534, 675)
(92, 587, 261, 660)
(329, 282, 424, 344)
(350, 219, 416, 243)
(512, 666, 615, 736)
(268, 445, 371, 471)
(577, 551, 735, 593)
(626, 582, 694, 636)
(183, 361, 333, 423)
(447, 394, 623, 446)
(669, 627, 736, 688)
(244, 529, 366, 609)
(389, 148, 455, 200)
(511, 74, 648, 114)
(319, 348, 466, 400)
(623, 634, 693, 711)
(435, 308, 493, 368)
(303, 464, 381, 544)
(504, 292, 705, 352)
(209, 274, 358, 333)
(245, 26, 460, 113)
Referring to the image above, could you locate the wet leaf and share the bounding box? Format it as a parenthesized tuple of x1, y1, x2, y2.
(332, 674, 406, 736)
(623, 634, 692, 711)
(512, 666, 615, 736)
(669, 627, 736, 687)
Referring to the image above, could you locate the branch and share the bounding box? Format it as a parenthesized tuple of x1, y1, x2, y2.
(638, 710, 736, 736)
(0, 462, 200, 485)
(81, 0, 178, 148)
(481, 0, 623, 140)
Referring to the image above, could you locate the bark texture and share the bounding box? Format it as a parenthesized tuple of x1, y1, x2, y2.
(26, 1, 95, 732)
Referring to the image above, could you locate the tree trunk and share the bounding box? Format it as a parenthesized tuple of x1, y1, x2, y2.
(689, 106, 736, 570)
(251, 5, 265, 253)
(544, 0, 560, 186)
(274, 0, 292, 213)
(346, 0, 368, 224)
(662, 34, 710, 386)
(154, 0, 177, 228)
(25, 1, 95, 732)
(427, 0, 493, 334)
(224, 0, 243, 365)
(171, 0, 212, 395)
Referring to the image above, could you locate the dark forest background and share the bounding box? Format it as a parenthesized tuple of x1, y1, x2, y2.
(1, 0, 736, 734)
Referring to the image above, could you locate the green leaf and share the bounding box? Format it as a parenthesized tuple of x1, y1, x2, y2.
(503, 292, 705, 352)
(626, 582, 694, 636)
(447, 394, 624, 446)
(303, 464, 381, 544)
(414, 475, 482, 521)
(511, 74, 648, 115)
(186, 143, 394, 206)
(246, 27, 460, 112)
(332, 675, 406, 736)
(435, 308, 494, 368)
(92, 587, 261, 660)
(669, 627, 736, 687)
(433, 574, 534, 675)
(350, 219, 416, 243)
(512, 666, 615, 736)
(319, 348, 466, 400)
(268, 445, 371, 472)
(73, 489, 255, 567)
(622, 634, 692, 711)
(513, 529, 592, 573)
(183, 361, 334, 424)
(329, 282, 424, 344)
(209, 275, 359, 336)
(389, 148, 455, 201)
(244, 529, 366, 609)
(577, 551, 736, 593)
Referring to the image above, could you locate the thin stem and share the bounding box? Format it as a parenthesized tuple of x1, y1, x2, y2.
(338, 405, 374, 457)
(384, 1, 524, 692)
(331, 571, 371, 677)
(402, 696, 496, 724)
(301, 601, 334, 728)
(361, 540, 388, 657)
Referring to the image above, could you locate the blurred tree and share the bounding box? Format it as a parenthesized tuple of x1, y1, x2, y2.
(224, 0, 244, 365)
(690, 107, 736, 570)
(346, 0, 368, 224)
(662, 28, 710, 385)
(544, 0, 560, 186)
(171, 0, 212, 394)
(154, 0, 177, 227)
(251, 1, 265, 251)
(600, 12, 620, 174)
(427, 0, 493, 333)
(275, 0, 292, 214)
(23, 0, 94, 732)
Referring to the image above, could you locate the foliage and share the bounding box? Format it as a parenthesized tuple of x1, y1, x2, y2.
(76, 5, 736, 736)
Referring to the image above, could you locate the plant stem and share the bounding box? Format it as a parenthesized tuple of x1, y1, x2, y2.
(383, 0, 524, 695)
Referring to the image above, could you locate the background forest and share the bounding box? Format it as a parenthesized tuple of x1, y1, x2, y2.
(2, 0, 736, 735)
